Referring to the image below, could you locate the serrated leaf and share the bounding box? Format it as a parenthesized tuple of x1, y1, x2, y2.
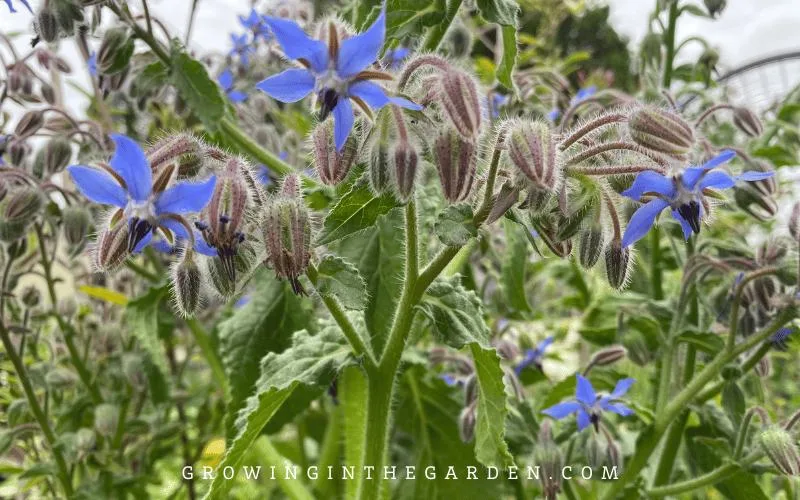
(125, 286, 169, 378)
(316, 183, 398, 246)
(497, 25, 517, 89)
(470, 345, 514, 468)
(385, 0, 447, 41)
(418, 277, 491, 349)
(169, 48, 226, 130)
(435, 204, 477, 247)
(219, 270, 309, 439)
(500, 220, 531, 314)
(131, 60, 169, 96)
(476, 0, 518, 26)
(315, 255, 367, 310)
(207, 328, 353, 499)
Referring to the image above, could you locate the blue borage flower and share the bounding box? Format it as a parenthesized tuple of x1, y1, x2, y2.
(548, 85, 596, 122)
(2, 0, 32, 13)
(88, 52, 98, 77)
(146, 230, 217, 257)
(490, 92, 509, 119)
(256, 10, 423, 150)
(383, 47, 410, 70)
(514, 336, 553, 375)
(621, 150, 775, 248)
(542, 374, 634, 432)
(229, 33, 255, 67)
(239, 9, 271, 42)
(771, 327, 795, 351)
(217, 69, 247, 103)
(67, 134, 216, 254)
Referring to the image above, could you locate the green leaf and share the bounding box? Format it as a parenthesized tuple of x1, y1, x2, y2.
(476, 0, 518, 26)
(316, 183, 398, 246)
(340, 365, 368, 499)
(169, 47, 226, 130)
(207, 328, 353, 499)
(131, 60, 169, 97)
(315, 255, 367, 310)
(124, 287, 170, 403)
(435, 204, 477, 247)
(470, 344, 514, 468)
(677, 331, 724, 354)
(722, 381, 745, 428)
(497, 25, 517, 89)
(219, 270, 309, 439)
(385, 0, 447, 41)
(418, 277, 491, 349)
(500, 220, 531, 314)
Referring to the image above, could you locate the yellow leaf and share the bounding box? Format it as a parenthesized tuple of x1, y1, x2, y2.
(78, 286, 129, 306)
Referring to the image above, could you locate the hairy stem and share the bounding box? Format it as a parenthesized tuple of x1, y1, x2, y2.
(647, 452, 763, 497)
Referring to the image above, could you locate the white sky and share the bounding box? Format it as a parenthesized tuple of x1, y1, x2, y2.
(1, 0, 799, 114)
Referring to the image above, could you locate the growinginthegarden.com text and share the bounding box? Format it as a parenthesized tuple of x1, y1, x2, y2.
(182, 464, 620, 481)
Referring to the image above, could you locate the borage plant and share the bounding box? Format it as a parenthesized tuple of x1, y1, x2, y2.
(0, 0, 798, 499)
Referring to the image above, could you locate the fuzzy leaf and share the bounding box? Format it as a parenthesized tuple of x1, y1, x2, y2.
(315, 255, 368, 310)
(169, 48, 226, 130)
(677, 331, 724, 354)
(470, 344, 515, 468)
(435, 204, 477, 247)
(418, 277, 491, 349)
(124, 287, 171, 405)
(207, 327, 353, 499)
(385, 0, 448, 41)
(500, 220, 531, 314)
(476, 0, 519, 26)
(316, 183, 398, 246)
(497, 25, 517, 89)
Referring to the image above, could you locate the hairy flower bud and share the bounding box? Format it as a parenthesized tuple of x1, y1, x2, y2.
(15, 110, 45, 138)
(392, 140, 418, 202)
(44, 137, 73, 173)
(605, 240, 631, 290)
(534, 422, 563, 500)
(704, 0, 727, 17)
(0, 187, 43, 241)
(94, 404, 119, 438)
(94, 222, 130, 272)
(98, 27, 134, 75)
(0, 179, 7, 203)
(8, 139, 30, 166)
(458, 402, 477, 443)
(21, 285, 41, 308)
(439, 69, 482, 138)
(263, 174, 311, 295)
(507, 120, 561, 201)
(171, 249, 204, 317)
(586, 433, 608, 468)
(755, 357, 771, 378)
(578, 227, 604, 269)
(588, 345, 627, 370)
(628, 106, 694, 157)
(207, 241, 256, 298)
(40, 82, 56, 104)
(790, 202, 800, 242)
(313, 120, 358, 185)
(434, 129, 478, 203)
(732, 106, 763, 137)
(760, 427, 800, 476)
(146, 133, 205, 175)
(36, 8, 60, 43)
(62, 205, 92, 248)
(369, 142, 392, 194)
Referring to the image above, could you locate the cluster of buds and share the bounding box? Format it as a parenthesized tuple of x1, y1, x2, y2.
(33, 0, 87, 44)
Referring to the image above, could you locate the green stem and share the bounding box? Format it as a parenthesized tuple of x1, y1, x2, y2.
(649, 229, 664, 300)
(662, 0, 679, 88)
(694, 342, 771, 404)
(647, 452, 763, 497)
(0, 322, 74, 497)
(219, 118, 295, 177)
(421, 0, 463, 52)
(315, 404, 342, 497)
(185, 317, 227, 392)
(255, 438, 315, 500)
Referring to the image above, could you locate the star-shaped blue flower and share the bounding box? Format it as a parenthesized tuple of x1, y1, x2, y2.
(256, 11, 422, 150)
(542, 375, 634, 431)
(229, 33, 255, 67)
(239, 9, 271, 42)
(68, 134, 216, 254)
(2, 0, 32, 13)
(621, 150, 775, 247)
(217, 69, 247, 103)
(514, 336, 553, 375)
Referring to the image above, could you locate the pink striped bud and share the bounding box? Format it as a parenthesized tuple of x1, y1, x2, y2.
(312, 120, 358, 186)
(628, 106, 694, 157)
(507, 120, 562, 197)
(433, 129, 478, 203)
(263, 174, 311, 295)
(439, 69, 482, 138)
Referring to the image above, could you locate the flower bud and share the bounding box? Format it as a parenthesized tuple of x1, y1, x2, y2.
(46, 367, 78, 389)
(700, 48, 720, 69)
(94, 222, 130, 272)
(44, 136, 73, 173)
(369, 142, 392, 194)
(9, 139, 30, 167)
(755, 357, 771, 378)
(15, 110, 45, 138)
(207, 241, 257, 298)
(0, 187, 43, 242)
(534, 422, 563, 500)
(21, 286, 41, 308)
(704, 0, 726, 17)
(98, 27, 134, 75)
(35, 8, 60, 43)
(313, 120, 358, 185)
(439, 69, 482, 138)
(171, 249, 204, 317)
(146, 133, 205, 174)
(623, 331, 654, 366)
(75, 428, 96, 459)
(40, 82, 56, 104)
(734, 183, 777, 221)
(605, 240, 631, 290)
(458, 402, 477, 443)
(486, 180, 520, 225)
(433, 129, 478, 203)
(463, 374, 478, 406)
(628, 106, 694, 157)
(732, 106, 763, 137)
(589, 345, 627, 368)
(0, 179, 7, 203)
(263, 174, 312, 295)
(94, 404, 119, 438)
(790, 202, 800, 242)
(62, 205, 92, 249)
(578, 227, 604, 269)
(586, 433, 608, 468)
(445, 23, 473, 59)
(392, 140, 418, 202)
(760, 427, 800, 476)
(54, 0, 84, 33)
(507, 119, 561, 197)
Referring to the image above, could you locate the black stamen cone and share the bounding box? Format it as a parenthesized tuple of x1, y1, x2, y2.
(677, 201, 702, 234)
(127, 217, 153, 253)
(318, 88, 339, 121)
(591, 413, 600, 432)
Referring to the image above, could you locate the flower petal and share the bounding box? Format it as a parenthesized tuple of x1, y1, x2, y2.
(622, 171, 674, 200)
(218, 69, 233, 90)
(621, 198, 669, 248)
(154, 176, 217, 215)
(671, 210, 694, 240)
(603, 402, 634, 417)
(228, 90, 248, 103)
(737, 171, 775, 182)
(576, 409, 592, 431)
(542, 401, 582, 419)
(109, 134, 152, 202)
(349, 80, 390, 108)
(575, 374, 597, 405)
(389, 96, 423, 110)
(537, 336, 554, 354)
(68, 165, 128, 208)
(132, 231, 154, 254)
(702, 150, 736, 170)
(698, 170, 735, 190)
(194, 234, 218, 257)
(333, 98, 355, 152)
(610, 378, 635, 399)
(158, 217, 189, 240)
(256, 68, 315, 103)
(337, 11, 385, 77)
(264, 16, 329, 72)
(684, 150, 737, 189)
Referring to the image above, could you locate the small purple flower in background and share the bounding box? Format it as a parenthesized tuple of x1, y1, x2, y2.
(382, 47, 410, 70)
(621, 150, 775, 247)
(547, 108, 561, 122)
(257, 164, 272, 185)
(235, 295, 251, 309)
(441, 374, 462, 387)
(515, 336, 553, 375)
(88, 52, 98, 77)
(256, 11, 422, 150)
(490, 92, 508, 119)
(217, 69, 247, 102)
(229, 33, 255, 67)
(0, 134, 10, 165)
(2, 0, 32, 13)
(771, 328, 795, 351)
(573, 85, 597, 103)
(239, 9, 272, 42)
(542, 375, 634, 431)
(67, 134, 216, 253)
